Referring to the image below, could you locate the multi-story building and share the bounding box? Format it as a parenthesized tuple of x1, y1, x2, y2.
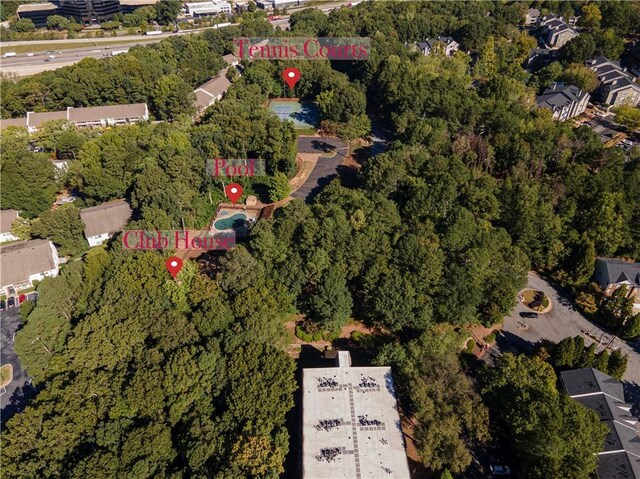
(525, 8, 540, 26)
(587, 56, 640, 107)
(560, 368, 640, 479)
(302, 351, 411, 478)
(0, 239, 60, 297)
(540, 15, 579, 49)
(57, 0, 120, 24)
(16, 2, 60, 28)
(184, 1, 232, 17)
(594, 258, 640, 313)
(0, 103, 149, 134)
(536, 82, 590, 121)
(416, 36, 460, 57)
(194, 69, 232, 112)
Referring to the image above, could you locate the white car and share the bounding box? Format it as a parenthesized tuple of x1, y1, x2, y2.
(27, 53, 34, 57)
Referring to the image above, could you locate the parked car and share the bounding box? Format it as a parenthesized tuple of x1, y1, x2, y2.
(490, 465, 512, 475)
(0, 300, 5, 310)
(27, 292, 37, 302)
(520, 312, 539, 319)
(18, 294, 26, 304)
(7, 297, 16, 308)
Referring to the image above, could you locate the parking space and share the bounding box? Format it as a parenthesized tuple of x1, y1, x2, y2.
(292, 137, 349, 202)
(1, 306, 35, 425)
(499, 272, 640, 412)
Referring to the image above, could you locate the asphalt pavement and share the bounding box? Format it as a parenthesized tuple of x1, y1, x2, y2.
(1, 307, 35, 427)
(292, 136, 348, 202)
(500, 272, 640, 413)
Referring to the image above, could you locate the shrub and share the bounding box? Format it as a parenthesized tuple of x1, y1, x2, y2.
(484, 331, 497, 344)
(465, 338, 475, 353)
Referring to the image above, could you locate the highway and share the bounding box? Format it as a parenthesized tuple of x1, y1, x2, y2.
(0, 0, 353, 77)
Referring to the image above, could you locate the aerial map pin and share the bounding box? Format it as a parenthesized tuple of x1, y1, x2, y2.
(225, 183, 243, 204)
(165, 256, 183, 279)
(283, 67, 301, 89)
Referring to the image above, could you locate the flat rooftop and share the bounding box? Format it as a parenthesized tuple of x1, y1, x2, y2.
(302, 359, 411, 479)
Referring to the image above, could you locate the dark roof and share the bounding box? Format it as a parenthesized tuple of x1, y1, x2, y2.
(561, 368, 640, 479)
(536, 83, 589, 111)
(597, 452, 640, 479)
(560, 368, 625, 400)
(594, 258, 640, 289)
(417, 36, 456, 50)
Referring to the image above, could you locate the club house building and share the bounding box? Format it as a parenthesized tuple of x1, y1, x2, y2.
(0, 239, 60, 297)
(302, 351, 411, 478)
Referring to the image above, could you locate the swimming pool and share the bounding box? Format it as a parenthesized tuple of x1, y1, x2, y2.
(214, 213, 247, 230)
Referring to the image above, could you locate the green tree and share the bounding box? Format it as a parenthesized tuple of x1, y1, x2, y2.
(474, 36, 498, 79)
(598, 286, 634, 331)
(559, 64, 599, 92)
(614, 105, 640, 131)
(481, 354, 607, 479)
(307, 266, 353, 332)
(593, 28, 625, 60)
(46, 15, 70, 30)
(593, 351, 609, 373)
(268, 172, 290, 202)
(620, 314, 640, 339)
(562, 35, 596, 64)
(30, 205, 88, 256)
(154, 0, 181, 25)
(377, 328, 489, 473)
(607, 349, 628, 380)
(12, 18, 35, 32)
(9, 216, 31, 240)
(152, 74, 196, 120)
(578, 4, 602, 29)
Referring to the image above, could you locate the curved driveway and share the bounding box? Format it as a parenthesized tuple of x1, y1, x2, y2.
(501, 272, 640, 412)
(291, 136, 348, 202)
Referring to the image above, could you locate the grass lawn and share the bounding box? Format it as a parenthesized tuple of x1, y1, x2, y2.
(296, 128, 318, 136)
(0, 38, 157, 55)
(0, 364, 13, 388)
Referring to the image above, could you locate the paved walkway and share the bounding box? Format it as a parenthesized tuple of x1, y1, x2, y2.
(501, 272, 640, 410)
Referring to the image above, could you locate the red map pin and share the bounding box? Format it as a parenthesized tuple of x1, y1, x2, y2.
(225, 183, 243, 204)
(165, 256, 183, 279)
(283, 67, 300, 89)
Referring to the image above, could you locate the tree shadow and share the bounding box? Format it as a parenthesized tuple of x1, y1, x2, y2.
(282, 344, 337, 479)
(1, 382, 38, 429)
(495, 329, 537, 355)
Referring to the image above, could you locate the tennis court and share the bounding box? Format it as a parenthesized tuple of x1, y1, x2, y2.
(269, 100, 319, 129)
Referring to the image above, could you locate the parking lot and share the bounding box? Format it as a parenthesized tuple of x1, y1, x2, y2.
(499, 272, 640, 413)
(0, 305, 36, 425)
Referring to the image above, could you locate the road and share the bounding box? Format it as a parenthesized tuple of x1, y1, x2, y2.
(500, 272, 640, 412)
(292, 136, 348, 202)
(0, 307, 35, 427)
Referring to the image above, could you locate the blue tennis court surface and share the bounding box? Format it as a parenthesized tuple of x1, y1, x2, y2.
(269, 100, 318, 129)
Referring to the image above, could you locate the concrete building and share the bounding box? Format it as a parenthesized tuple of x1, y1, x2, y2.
(185, 1, 232, 17)
(416, 36, 459, 57)
(594, 258, 640, 313)
(540, 15, 579, 49)
(536, 83, 590, 121)
(80, 199, 132, 247)
(0, 103, 149, 133)
(302, 351, 411, 478)
(560, 368, 640, 479)
(0, 210, 20, 244)
(194, 68, 232, 112)
(16, 2, 60, 28)
(0, 239, 60, 296)
(588, 56, 640, 107)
